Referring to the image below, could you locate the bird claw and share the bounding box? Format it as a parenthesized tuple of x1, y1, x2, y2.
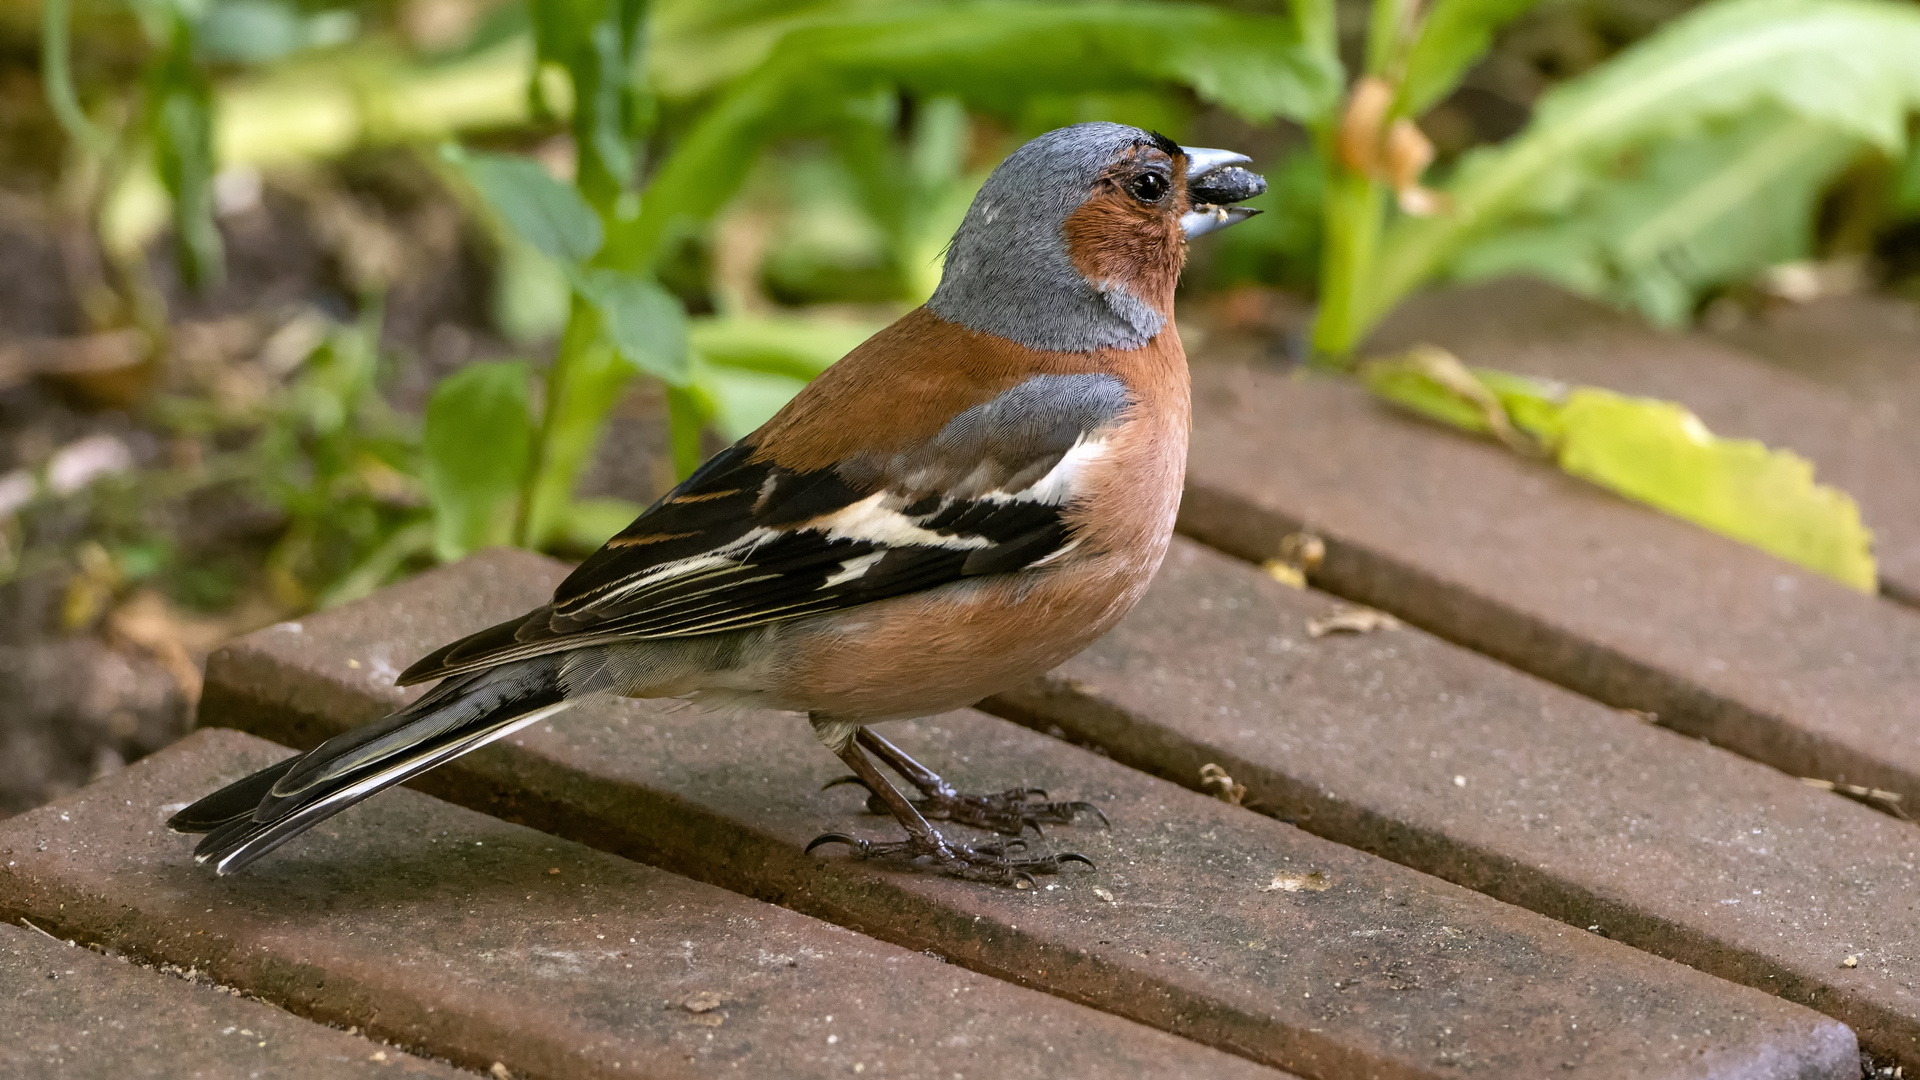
(838, 783, 1109, 837)
(803, 829, 1093, 885)
(805, 831, 868, 855)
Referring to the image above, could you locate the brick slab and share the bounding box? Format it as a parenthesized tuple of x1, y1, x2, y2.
(987, 537, 1920, 1064)
(1707, 293, 1920, 428)
(199, 551, 1859, 1080)
(0, 728, 1288, 1080)
(1367, 278, 1920, 601)
(1178, 343, 1920, 817)
(0, 921, 466, 1079)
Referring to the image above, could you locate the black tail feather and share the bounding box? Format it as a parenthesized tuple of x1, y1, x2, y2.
(171, 659, 571, 875)
(168, 756, 300, 833)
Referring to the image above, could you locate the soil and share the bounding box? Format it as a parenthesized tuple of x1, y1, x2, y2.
(0, 152, 672, 817)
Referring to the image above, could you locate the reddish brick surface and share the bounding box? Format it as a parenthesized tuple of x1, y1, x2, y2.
(198, 551, 1859, 1080)
(987, 537, 1920, 1065)
(0, 728, 1289, 1080)
(1707, 293, 1920, 427)
(0, 921, 466, 1079)
(1368, 279, 1920, 601)
(1178, 341, 1920, 818)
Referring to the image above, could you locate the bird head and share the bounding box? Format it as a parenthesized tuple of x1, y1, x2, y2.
(929, 122, 1266, 353)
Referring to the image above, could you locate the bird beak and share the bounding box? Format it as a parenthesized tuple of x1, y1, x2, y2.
(1180, 146, 1267, 238)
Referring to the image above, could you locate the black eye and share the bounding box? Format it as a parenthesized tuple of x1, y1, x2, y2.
(1127, 171, 1168, 203)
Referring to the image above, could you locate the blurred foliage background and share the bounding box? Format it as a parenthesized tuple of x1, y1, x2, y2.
(0, 0, 1916, 811)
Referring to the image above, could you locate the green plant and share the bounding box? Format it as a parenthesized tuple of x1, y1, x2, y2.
(43, 0, 362, 290)
(1207, 0, 1919, 591)
(1363, 347, 1876, 591)
(422, 0, 1340, 562)
(1301, 0, 1920, 357)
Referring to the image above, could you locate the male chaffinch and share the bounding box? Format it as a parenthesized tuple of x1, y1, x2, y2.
(171, 122, 1267, 882)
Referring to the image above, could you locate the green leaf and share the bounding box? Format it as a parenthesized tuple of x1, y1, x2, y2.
(492, 235, 573, 344)
(571, 268, 691, 384)
(1447, 112, 1859, 327)
(197, 1, 358, 65)
(1554, 388, 1876, 593)
(564, 496, 644, 551)
(1362, 353, 1877, 592)
(1397, 0, 1541, 117)
(40, 0, 109, 153)
(612, 1, 1340, 269)
(1359, 0, 1920, 347)
(316, 520, 436, 609)
(1894, 138, 1920, 218)
(690, 314, 876, 380)
(147, 10, 223, 290)
(529, 0, 652, 207)
(519, 301, 635, 550)
(690, 359, 809, 441)
(443, 145, 603, 263)
(423, 361, 534, 562)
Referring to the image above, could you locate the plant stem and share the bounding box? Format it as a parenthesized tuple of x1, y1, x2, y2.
(1311, 168, 1386, 365)
(665, 385, 712, 479)
(517, 296, 633, 549)
(40, 0, 108, 153)
(1365, 0, 1416, 77)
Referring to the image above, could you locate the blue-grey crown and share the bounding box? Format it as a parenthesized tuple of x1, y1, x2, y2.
(928, 122, 1168, 353)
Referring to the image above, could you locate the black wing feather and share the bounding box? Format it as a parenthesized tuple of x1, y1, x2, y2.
(397, 372, 1131, 686)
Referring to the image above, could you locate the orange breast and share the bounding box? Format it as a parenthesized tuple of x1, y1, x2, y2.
(756, 323, 1191, 722)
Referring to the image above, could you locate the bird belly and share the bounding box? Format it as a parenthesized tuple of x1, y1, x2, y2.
(749, 543, 1158, 722)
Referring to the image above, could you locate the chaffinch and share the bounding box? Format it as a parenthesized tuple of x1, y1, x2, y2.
(172, 122, 1267, 882)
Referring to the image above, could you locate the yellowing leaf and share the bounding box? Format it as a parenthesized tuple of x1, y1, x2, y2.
(1553, 389, 1875, 592)
(1362, 350, 1876, 592)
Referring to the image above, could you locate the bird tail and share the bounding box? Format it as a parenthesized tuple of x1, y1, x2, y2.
(170, 657, 574, 875)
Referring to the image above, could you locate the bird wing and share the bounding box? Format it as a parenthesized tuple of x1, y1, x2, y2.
(397, 372, 1133, 685)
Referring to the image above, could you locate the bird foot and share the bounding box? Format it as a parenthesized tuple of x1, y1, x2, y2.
(825, 776, 1110, 837)
(804, 830, 1093, 886)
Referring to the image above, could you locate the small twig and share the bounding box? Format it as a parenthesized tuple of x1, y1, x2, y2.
(18, 917, 70, 945)
(1801, 777, 1913, 822)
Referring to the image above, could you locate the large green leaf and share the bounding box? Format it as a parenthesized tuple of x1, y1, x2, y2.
(1363, 0, 1920, 342)
(571, 268, 691, 384)
(423, 361, 535, 562)
(564, 496, 646, 551)
(528, 0, 651, 208)
(197, 0, 357, 64)
(1554, 389, 1875, 594)
(1361, 353, 1877, 592)
(612, 1, 1341, 269)
(647, 0, 891, 99)
(443, 145, 603, 263)
(1447, 112, 1860, 326)
(690, 314, 876, 380)
(1396, 0, 1541, 117)
(681, 314, 879, 446)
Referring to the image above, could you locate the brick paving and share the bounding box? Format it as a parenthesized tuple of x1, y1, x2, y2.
(987, 536, 1920, 1065)
(1707, 293, 1920, 428)
(24, 282, 1920, 1078)
(1368, 279, 1920, 601)
(0, 921, 466, 1079)
(196, 552, 1859, 1079)
(0, 729, 1289, 1080)
(1179, 350, 1920, 817)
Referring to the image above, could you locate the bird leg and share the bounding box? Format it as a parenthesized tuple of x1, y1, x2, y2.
(829, 727, 1109, 838)
(805, 718, 1092, 885)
